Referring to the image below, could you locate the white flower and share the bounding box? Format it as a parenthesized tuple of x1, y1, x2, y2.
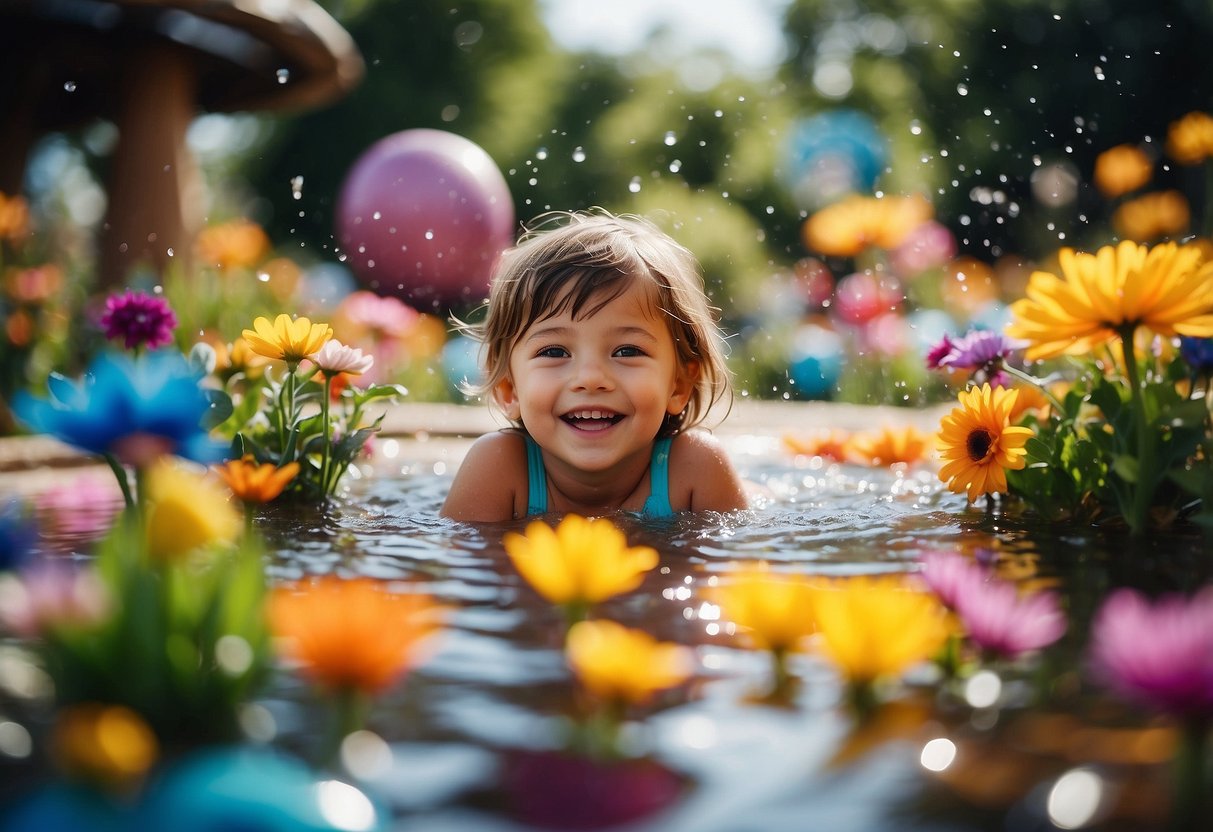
(312, 340, 374, 376)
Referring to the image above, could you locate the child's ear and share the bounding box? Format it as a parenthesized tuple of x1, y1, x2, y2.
(494, 377, 522, 420)
(667, 360, 700, 415)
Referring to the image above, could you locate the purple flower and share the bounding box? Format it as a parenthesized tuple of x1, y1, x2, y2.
(925, 333, 955, 370)
(954, 581, 1066, 658)
(99, 290, 177, 350)
(919, 550, 987, 610)
(1088, 588, 1213, 717)
(938, 329, 1024, 372)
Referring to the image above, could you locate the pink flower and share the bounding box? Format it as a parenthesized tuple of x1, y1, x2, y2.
(312, 339, 374, 377)
(99, 290, 177, 350)
(32, 473, 124, 541)
(919, 550, 987, 610)
(334, 291, 418, 341)
(1088, 588, 1213, 717)
(925, 333, 955, 370)
(955, 581, 1066, 659)
(0, 561, 110, 638)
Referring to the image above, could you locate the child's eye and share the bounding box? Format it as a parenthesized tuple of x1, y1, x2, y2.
(535, 346, 568, 359)
(613, 345, 646, 358)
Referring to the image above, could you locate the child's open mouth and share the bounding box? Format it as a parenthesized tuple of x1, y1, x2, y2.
(561, 409, 624, 431)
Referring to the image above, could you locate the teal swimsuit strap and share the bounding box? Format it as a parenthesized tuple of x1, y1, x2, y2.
(523, 433, 548, 516)
(642, 435, 675, 519)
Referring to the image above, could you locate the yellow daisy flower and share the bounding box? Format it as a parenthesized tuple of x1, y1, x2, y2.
(802, 194, 933, 257)
(846, 425, 933, 467)
(711, 565, 816, 654)
(241, 314, 333, 365)
(1005, 240, 1213, 361)
(503, 515, 658, 609)
(1092, 144, 1152, 198)
(937, 384, 1034, 503)
(565, 619, 692, 706)
(144, 459, 242, 561)
(1166, 111, 1213, 165)
(808, 575, 949, 685)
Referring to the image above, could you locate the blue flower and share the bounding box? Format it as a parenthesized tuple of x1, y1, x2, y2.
(0, 499, 37, 572)
(1179, 336, 1213, 373)
(13, 350, 227, 466)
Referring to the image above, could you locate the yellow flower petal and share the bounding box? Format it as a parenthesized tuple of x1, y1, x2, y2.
(566, 619, 692, 706)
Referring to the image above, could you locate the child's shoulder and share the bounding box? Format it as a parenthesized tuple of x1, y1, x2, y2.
(441, 429, 529, 521)
(667, 428, 748, 512)
(669, 427, 730, 460)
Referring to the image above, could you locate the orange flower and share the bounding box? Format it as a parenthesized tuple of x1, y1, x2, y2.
(1092, 144, 1152, 198)
(268, 576, 445, 696)
(52, 703, 158, 790)
(1005, 382, 1051, 423)
(195, 219, 271, 271)
(1112, 190, 1189, 242)
(846, 425, 932, 466)
(1166, 111, 1213, 165)
(802, 195, 933, 257)
(782, 429, 852, 461)
(0, 191, 31, 241)
(214, 456, 300, 504)
(937, 384, 1034, 502)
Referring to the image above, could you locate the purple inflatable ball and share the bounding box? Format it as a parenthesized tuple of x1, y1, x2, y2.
(335, 129, 515, 309)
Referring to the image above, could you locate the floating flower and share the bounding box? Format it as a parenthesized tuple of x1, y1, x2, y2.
(241, 314, 332, 366)
(52, 703, 159, 790)
(808, 575, 949, 685)
(268, 576, 444, 696)
(781, 428, 851, 462)
(712, 566, 816, 654)
(503, 516, 658, 614)
(194, 218, 270, 271)
(1087, 588, 1213, 716)
(1112, 190, 1190, 242)
(98, 290, 178, 351)
(1166, 111, 1213, 166)
(13, 350, 227, 467)
(802, 194, 933, 257)
(936, 329, 1025, 372)
(846, 425, 932, 466)
(143, 460, 241, 562)
(1005, 241, 1213, 361)
(937, 384, 1034, 502)
(1093, 144, 1153, 198)
(565, 619, 692, 707)
(953, 579, 1066, 659)
(214, 456, 300, 505)
(311, 339, 374, 377)
(0, 561, 109, 637)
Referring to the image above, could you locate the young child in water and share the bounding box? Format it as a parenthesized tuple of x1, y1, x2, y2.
(441, 210, 748, 522)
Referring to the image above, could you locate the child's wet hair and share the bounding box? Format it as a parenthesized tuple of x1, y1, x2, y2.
(457, 209, 732, 434)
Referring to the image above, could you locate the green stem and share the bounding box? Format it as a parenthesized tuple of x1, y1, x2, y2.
(1000, 363, 1065, 412)
(103, 452, 135, 510)
(284, 361, 299, 464)
(323, 687, 369, 773)
(1169, 717, 1210, 832)
(321, 375, 332, 498)
(1119, 326, 1152, 536)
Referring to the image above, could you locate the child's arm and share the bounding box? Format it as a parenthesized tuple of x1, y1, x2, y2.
(671, 430, 749, 512)
(441, 431, 527, 521)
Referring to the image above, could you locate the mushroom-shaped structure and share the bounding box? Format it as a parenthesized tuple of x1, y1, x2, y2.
(0, 0, 363, 287)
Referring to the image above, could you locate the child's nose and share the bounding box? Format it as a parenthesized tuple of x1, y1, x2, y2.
(571, 355, 613, 391)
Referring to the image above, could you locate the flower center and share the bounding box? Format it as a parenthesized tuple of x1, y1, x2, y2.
(966, 429, 994, 462)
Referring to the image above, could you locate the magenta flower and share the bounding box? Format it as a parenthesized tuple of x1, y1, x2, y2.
(937, 329, 1024, 372)
(925, 333, 955, 370)
(99, 290, 178, 350)
(954, 581, 1066, 658)
(1088, 588, 1213, 717)
(919, 550, 987, 610)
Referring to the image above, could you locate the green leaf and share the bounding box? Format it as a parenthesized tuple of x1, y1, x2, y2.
(201, 388, 234, 429)
(1112, 454, 1139, 483)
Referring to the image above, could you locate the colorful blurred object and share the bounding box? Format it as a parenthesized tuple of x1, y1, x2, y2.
(785, 110, 888, 209)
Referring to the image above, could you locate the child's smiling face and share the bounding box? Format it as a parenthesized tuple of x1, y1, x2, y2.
(495, 277, 696, 477)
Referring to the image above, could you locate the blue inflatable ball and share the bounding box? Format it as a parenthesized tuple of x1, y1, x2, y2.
(441, 335, 484, 396)
(788, 323, 845, 399)
(2, 782, 131, 832)
(785, 110, 888, 207)
(134, 747, 384, 832)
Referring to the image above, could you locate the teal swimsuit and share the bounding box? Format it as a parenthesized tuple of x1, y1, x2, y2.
(523, 434, 675, 519)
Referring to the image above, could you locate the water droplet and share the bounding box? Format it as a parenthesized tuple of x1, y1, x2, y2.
(425, 230, 434, 240)
(166, 247, 174, 257)
(372, 211, 381, 221)
(63, 81, 77, 92)
(956, 83, 969, 96)
(276, 68, 290, 85)
(257, 272, 270, 283)
(536, 147, 548, 160)
(668, 159, 682, 173)
(628, 176, 642, 193)
(571, 147, 586, 163)
(664, 131, 677, 146)
(290, 175, 304, 200)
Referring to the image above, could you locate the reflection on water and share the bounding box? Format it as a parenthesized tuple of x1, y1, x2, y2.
(244, 436, 1211, 831)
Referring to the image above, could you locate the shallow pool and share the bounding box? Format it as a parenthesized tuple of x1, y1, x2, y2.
(248, 433, 1208, 832)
